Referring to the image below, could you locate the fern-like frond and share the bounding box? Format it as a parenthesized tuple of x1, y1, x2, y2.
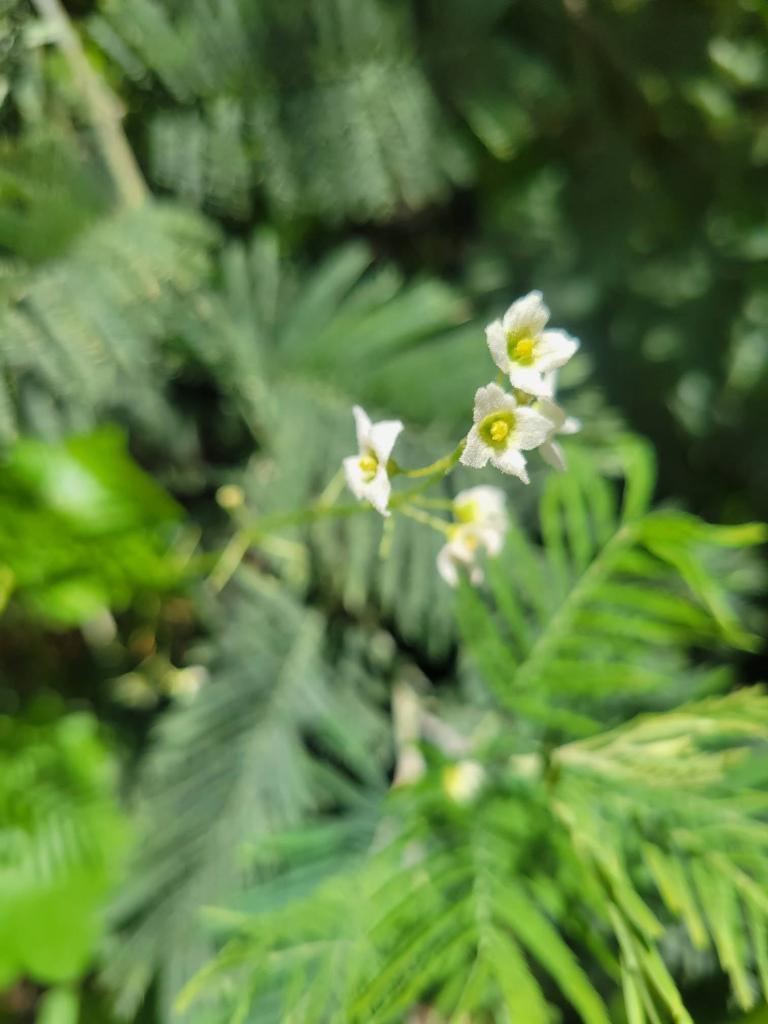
(180, 688, 768, 1024)
(104, 569, 390, 1020)
(180, 229, 475, 425)
(551, 690, 768, 1019)
(0, 201, 214, 444)
(0, 131, 112, 262)
(172, 432, 768, 1024)
(89, 0, 472, 220)
(177, 787, 612, 1024)
(458, 436, 765, 735)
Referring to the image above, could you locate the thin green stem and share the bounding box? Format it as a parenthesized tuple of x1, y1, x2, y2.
(393, 439, 466, 480)
(317, 466, 345, 506)
(208, 440, 465, 591)
(208, 498, 366, 591)
(399, 505, 451, 535)
(209, 531, 253, 593)
(410, 496, 456, 511)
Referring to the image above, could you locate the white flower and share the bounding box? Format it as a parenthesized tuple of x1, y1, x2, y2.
(485, 291, 579, 398)
(343, 405, 403, 516)
(453, 485, 507, 535)
(437, 487, 508, 588)
(459, 382, 551, 483)
(442, 760, 485, 804)
(437, 525, 489, 588)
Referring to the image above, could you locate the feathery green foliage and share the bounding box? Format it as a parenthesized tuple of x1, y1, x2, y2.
(0, 706, 127, 989)
(139, 443, 767, 1024)
(105, 570, 391, 1020)
(177, 686, 768, 1023)
(459, 437, 765, 736)
(89, 0, 471, 221)
(1, 2, 767, 1023)
(0, 193, 214, 446)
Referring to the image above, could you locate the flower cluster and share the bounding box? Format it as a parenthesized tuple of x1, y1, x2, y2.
(342, 292, 581, 586)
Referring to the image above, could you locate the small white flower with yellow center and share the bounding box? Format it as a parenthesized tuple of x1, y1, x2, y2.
(343, 405, 403, 516)
(437, 525, 488, 588)
(459, 382, 551, 483)
(442, 759, 486, 804)
(453, 485, 507, 535)
(436, 486, 507, 588)
(485, 291, 579, 398)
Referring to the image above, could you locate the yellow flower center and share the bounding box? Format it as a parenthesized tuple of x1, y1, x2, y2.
(490, 420, 510, 443)
(454, 500, 478, 525)
(464, 532, 480, 552)
(359, 454, 378, 478)
(512, 336, 536, 363)
(479, 411, 516, 448)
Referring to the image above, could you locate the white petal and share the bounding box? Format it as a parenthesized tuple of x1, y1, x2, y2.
(536, 396, 567, 432)
(472, 381, 509, 423)
(455, 485, 507, 524)
(352, 405, 372, 450)
(536, 330, 579, 373)
(448, 526, 480, 562)
(498, 390, 521, 414)
(459, 426, 491, 469)
(501, 291, 550, 338)
(508, 364, 553, 398)
(469, 565, 485, 586)
(454, 487, 507, 538)
(363, 467, 392, 516)
(561, 415, 581, 436)
(481, 525, 506, 557)
(437, 544, 459, 587)
(540, 369, 559, 397)
(540, 439, 567, 472)
(485, 319, 510, 374)
(343, 455, 368, 500)
(491, 447, 529, 483)
(512, 406, 552, 451)
(369, 419, 403, 463)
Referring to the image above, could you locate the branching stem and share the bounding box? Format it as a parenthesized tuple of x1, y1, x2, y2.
(208, 438, 467, 590)
(392, 439, 466, 480)
(398, 505, 452, 535)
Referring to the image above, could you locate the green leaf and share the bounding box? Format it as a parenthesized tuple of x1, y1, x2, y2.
(36, 987, 80, 1024)
(0, 428, 184, 624)
(0, 709, 128, 986)
(498, 882, 611, 1024)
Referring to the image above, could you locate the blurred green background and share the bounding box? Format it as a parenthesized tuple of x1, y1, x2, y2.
(1, 0, 768, 1022)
